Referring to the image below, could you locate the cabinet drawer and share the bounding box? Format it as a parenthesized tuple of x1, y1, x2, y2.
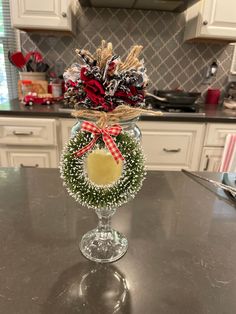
(142, 131, 194, 170)
(139, 122, 205, 171)
(0, 147, 58, 168)
(205, 123, 236, 147)
(0, 118, 56, 146)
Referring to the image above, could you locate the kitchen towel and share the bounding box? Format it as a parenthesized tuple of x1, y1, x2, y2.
(219, 134, 236, 172)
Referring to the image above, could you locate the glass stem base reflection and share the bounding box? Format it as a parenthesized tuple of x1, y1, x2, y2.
(79, 208, 128, 263)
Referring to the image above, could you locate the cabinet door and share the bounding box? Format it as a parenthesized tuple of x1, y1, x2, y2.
(0, 147, 58, 168)
(200, 0, 236, 39)
(199, 147, 223, 172)
(138, 122, 205, 171)
(60, 119, 75, 150)
(11, 0, 73, 31)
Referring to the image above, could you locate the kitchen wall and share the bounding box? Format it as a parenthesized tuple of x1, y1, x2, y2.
(20, 7, 234, 95)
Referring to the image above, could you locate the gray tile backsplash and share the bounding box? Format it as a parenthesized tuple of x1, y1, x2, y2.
(20, 7, 234, 95)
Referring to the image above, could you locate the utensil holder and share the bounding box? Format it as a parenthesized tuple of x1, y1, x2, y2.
(19, 72, 46, 81)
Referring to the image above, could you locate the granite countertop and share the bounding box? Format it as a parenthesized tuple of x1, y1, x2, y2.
(0, 168, 236, 313)
(1, 99, 236, 122)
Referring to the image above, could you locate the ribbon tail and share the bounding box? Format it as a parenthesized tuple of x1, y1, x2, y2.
(103, 134, 124, 164)
(73, 136, 98, 157)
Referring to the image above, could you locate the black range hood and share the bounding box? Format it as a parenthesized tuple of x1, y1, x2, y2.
(79, 0, 197, 12)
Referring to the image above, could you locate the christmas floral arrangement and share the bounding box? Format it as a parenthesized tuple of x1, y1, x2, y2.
(63, 40, 148, 111)
(60, 41, 161, 263)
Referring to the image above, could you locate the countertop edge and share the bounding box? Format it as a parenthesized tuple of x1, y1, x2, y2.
(1, 99, 236, 122)
(1, 110, 236, 123)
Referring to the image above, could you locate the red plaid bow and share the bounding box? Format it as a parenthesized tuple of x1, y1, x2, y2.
(74, 121, 124, 163)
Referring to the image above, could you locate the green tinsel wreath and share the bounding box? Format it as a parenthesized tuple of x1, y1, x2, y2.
(60, 131, 146, 210)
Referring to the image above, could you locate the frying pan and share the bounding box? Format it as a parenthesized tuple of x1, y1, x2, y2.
(151, 90, 201, 105)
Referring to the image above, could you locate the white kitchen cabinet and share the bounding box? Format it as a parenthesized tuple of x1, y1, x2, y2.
(184, 0, 236, 42)
(0, 147, 58, 168)
(200, 123, 236, 172)
(1, 117, 233, 171)
(204, 123, 236, 147)
(199, 147, 223, 171)
(60, 118, 75, 149)
(61, 119, 205, 171)
(0, 117, 58, 168)
(10, 0, 78, 33)
(137, 121, 205, 171)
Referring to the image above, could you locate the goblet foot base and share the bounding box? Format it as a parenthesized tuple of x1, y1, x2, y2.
(80, 228, 128, 263)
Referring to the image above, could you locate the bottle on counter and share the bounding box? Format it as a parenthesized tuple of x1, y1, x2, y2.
(48, 72, 65, 99)
(48, 78, 53, 94)
(21, 80, 32, 97)
(52, 81, 62, 98)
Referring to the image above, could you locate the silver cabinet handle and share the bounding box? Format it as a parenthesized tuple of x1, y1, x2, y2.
(20, 164, 39, 168)
(61, 12, 67, 17)
(203, 155, 210, 171)
(13, 131, 33, 136)
(163, 148, 181, 153)
(203, 20, 208, 25)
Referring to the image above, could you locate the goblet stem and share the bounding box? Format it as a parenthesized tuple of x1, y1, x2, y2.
(96, 208, 116, 233)
(98, 216, 111, 232)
